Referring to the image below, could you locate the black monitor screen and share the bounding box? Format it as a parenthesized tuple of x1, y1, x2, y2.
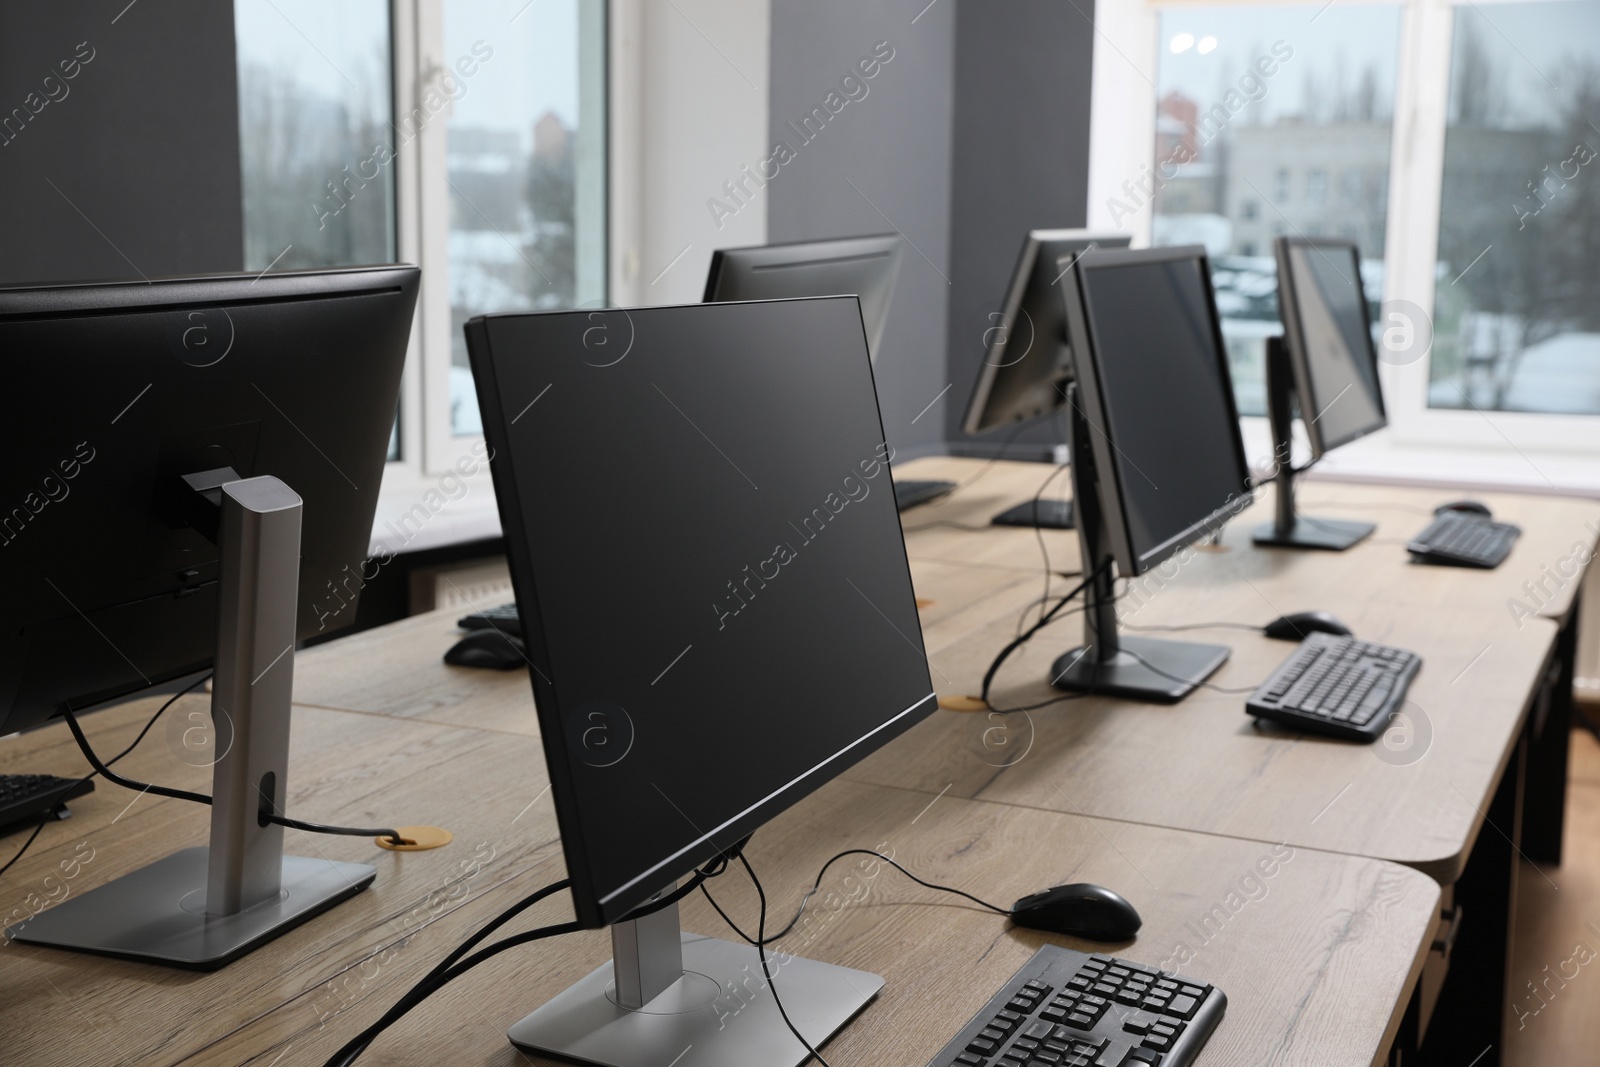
(1281, 241, 1385, 452)
(467, 297, 935, 926)
(1076, 254, 1251, 571)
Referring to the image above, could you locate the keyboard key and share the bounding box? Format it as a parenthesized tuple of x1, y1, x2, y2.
(1164, 994, 1198, 1019)
(966, 1036, 998, 1055)
(1141, 1035, 1172, 1052)
(1122, 1010, 1156, 1035)
(1066, 1011, 1096, 1029)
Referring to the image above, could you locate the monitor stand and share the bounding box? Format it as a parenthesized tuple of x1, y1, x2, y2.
(1049, 391, 1229, 703)
(508, 887, 882, 1066)
(8, 474, 374, 969)
(991, 497, 1074, 530)
(1250, 336, 1374, 551)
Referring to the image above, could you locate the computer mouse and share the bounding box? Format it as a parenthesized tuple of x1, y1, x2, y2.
(1263, 611, 1353, 641)
(443, 629, 527, 670)
(1435, 499, 1493, 519)
(1009, 883, 1142, 942)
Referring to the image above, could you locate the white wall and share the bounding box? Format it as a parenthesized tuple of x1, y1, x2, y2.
(610, 0, 770, 307)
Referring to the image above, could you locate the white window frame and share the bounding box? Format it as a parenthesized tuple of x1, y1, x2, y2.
(1091, 0, 1600, 469)
(377, 0, 609, 528)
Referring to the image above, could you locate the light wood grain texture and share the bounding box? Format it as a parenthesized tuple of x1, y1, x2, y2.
(895, 457, 1600, 620)
(0, 697, 561, 1067)
(287, 558, 1052, 731)
(295, 609, 540, 736)
(182, 780, 1438, 1067)
(846, 587, 1557, 883)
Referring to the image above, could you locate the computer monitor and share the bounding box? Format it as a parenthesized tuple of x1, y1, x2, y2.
(703, 234, 946, 515)
(1252, 236, 1386, 550)
(703, 234, 901, 360)
(466, 297, 935, 1065)
(1052, 246, 1253, 702)
(960, 230, 1131, 530)
(0, 265, 418, 967)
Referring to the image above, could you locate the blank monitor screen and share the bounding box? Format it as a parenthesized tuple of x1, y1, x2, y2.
(1071, 249, 1251, 573)
(466, 297, 935, 926)
(702, 234, 901, 361)
(1277, 238, 1386, 456)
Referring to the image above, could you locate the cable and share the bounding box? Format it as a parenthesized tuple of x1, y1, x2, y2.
(1118, 646, 1260, 695)
(721, 848, 1013, 947)
(739, 852, 833, 1067)
(325, 839, 750, 1066)
(979, 562, 1108, 708)
(321, 877, 577, 1067)
(62, 707, 405, 845)
(2, 673, 212, 882)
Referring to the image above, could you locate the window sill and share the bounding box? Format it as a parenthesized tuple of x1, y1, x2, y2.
(1240, 420, 1600, 499)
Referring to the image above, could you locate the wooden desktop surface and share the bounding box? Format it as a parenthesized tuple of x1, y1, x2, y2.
(0, 697, 1439, 1067)
(5, 456, 1573, 1065)
(894, 456, 1600, 622)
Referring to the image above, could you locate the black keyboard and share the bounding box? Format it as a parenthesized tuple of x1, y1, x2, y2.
(924, 945, 1224, 1067)
(1246, 632, 1421, 742)
(0, 774, 94, 836)
(458, 602, 521, 638)
(896, 479, 957, 511)
(1408, 512, 1520, 568)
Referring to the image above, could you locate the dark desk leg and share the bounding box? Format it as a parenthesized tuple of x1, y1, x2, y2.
(1522, 610, 1576, 865)
(1416, 738, 1524, 1067)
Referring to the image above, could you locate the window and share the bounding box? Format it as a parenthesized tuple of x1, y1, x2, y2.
(440, 0, 606, 439)
(233, 1, 606, 482)
(1306, 168, 1327, 204)
(1427, 1, 1600, 416)
(234, 0, 398, 455)
(1148, 4, 1402, 416)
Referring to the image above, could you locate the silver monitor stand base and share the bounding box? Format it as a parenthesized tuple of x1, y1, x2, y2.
(509, 904, 882, 1067)
(6, 476, 375, 969)
(8, 847, 374, 969)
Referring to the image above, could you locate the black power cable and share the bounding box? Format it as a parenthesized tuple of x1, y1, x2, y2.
(324, 839, 750, 1066)
(979, 561, 1109, 709)
(1, 673, 212, 882)
(62, 707, 406, 845)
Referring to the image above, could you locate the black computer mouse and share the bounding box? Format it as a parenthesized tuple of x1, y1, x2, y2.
(1263, 611, 1353, 641)
(443, 629, 527, 670)
(1435, 499, 1493, 519)
(1010, 883, 1142, 942)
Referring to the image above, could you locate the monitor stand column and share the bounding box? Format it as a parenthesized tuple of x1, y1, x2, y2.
(508, 885, 883, 1066)
(1250, 336, 1374, 550)
(9, 475, 374, 969)
(1049, 390, 1229, 703)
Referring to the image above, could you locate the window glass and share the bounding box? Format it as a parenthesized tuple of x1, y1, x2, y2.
(1152, 5, 1401, 415)
(234, 0, 398, 457)
(1428, 1, 1600, 414)
(445, 0, 606, 436)
(234, 1, 395, 270)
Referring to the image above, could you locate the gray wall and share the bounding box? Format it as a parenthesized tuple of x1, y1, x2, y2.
(0, 4, 244, 285)
(768, 0, 1095, 460)
(766, 0, 956, 457)
(944, 2, 1096, 457)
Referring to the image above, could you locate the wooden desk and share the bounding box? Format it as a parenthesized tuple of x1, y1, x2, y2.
(0, 698, 1440, 1067)
(894, 456, 1600, 621)
(847, 590, 1556, 885)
